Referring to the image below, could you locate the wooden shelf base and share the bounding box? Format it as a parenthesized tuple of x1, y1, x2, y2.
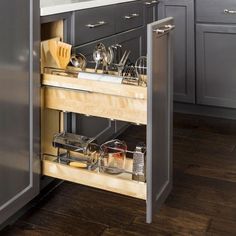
(42, 156, 147, 200)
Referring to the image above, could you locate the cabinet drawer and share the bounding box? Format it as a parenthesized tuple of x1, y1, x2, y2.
(73, 6, 115, 46)
(42, 72, 147, 125)
(42, 155, 146, 200)
(116, 2, 144, 33)
(196, 0, 236, 23)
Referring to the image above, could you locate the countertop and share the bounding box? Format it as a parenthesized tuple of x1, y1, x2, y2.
(40, 0, 138, 16)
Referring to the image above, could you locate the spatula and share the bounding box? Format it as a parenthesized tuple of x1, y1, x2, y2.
(57, 41, 72, 69)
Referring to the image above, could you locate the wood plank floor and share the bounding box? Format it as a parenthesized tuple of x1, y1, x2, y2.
(2, 113, 236, 235)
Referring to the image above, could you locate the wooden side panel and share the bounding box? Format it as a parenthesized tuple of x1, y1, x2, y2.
(41, 89, 63, 156)
(41, 20, 64, 41)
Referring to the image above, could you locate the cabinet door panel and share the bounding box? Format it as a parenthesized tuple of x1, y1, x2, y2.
(196, 0, 236, 24)
(196, 24, 236, 108)
(144, 0, 158, 24)
(115, 1, 144, 33)
(0, 0, 40, 225)
(146, 17, 173, 223)
(73, 6, 115, 46)
(158, 0, 195, 103)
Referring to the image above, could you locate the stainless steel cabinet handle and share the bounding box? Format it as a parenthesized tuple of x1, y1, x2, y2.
(111, 44, 122, 49)
(85, 21, 107, 28)
(224, 9, 236, 14)
(124, 13, 140, 19)
(153, 24, 175, 34)
(145, 0, 158, 5)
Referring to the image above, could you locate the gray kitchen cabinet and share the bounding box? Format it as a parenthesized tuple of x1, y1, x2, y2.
(158, 0, 195, 103)
(196, 24, 236, 108)
(196, 0, 236, 24)
(0, 0, 40, 225)
(143, 0, 159, 24)
(142, 0, 159, 56)
(115, 1, 144, 33)
(73, 5, 115, 46)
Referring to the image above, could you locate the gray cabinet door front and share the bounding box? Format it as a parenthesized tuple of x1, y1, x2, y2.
(147, 17, 174, 223)
(0, 0, 40, 225)
(144, 0, 158, 24)
(196, 24, 236, 108)
(158, 0, 195, 103)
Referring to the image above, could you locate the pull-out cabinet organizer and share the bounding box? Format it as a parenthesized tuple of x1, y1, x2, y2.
(41, 17, 174, 223)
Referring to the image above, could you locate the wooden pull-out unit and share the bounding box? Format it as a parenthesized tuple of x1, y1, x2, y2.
(41, 17, 174, 223)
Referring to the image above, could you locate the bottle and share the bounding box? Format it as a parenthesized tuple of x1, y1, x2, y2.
(132, 143, 146, 182)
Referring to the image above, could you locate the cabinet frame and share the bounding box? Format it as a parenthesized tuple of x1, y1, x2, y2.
(196, 23, 236, 108)
(0, 0, 40, 225)
(158, 0, 195, 103)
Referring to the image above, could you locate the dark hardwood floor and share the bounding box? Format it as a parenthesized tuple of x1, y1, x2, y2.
(2, 113, 236, 235)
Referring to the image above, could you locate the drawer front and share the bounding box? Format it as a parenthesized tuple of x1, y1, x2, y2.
(196, 0, 236, 23)
(73, 6, 115, 46)
(116, 2, 144, 33)
(42, 155, 147, 200)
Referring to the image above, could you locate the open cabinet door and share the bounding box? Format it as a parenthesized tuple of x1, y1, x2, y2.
(146, 17, 174, 223)
(0, 0, 40, 226)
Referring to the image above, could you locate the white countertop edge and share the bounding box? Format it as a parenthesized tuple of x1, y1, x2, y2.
(40, 0, 137, 17)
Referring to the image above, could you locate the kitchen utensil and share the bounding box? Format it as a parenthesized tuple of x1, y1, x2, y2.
(41, 37, 60, 72)
(135, 56, 147, 86)
(53, 132, 96, 154)
(106, 46, 114, 65)
(69, 162, 88, 168)
(57, 41, 72, 69)
(103, 46, 114, 73)
(70, 53, 87, 70)
(100, 139, 127, 174)
(132, 143, 146, 182)
(117, 50, 131, 76)
(122, 63, 137, 80)
(93, 43, 107, 72)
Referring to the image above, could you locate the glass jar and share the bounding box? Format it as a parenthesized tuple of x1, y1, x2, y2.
(100, 139, 127, 174)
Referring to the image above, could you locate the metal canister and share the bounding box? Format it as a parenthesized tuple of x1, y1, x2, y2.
(132, 143, 146, 182)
